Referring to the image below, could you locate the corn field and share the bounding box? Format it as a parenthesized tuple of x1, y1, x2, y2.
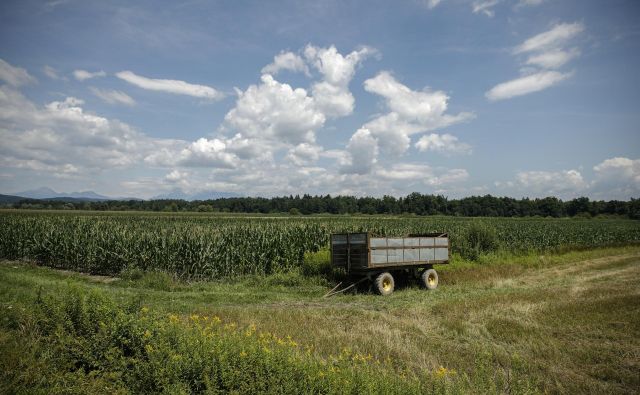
(1, 211, 639, 279)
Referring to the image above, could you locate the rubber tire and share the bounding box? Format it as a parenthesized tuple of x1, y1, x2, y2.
(374, 272, 395, 296)
(421, 268, 438, 290)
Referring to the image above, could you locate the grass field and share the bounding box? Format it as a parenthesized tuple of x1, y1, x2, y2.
(1, 245, 639, 394)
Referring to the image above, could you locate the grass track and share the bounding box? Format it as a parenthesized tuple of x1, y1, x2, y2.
(1, 246, 639, 393)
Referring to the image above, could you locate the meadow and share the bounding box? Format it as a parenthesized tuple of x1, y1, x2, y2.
(0, 210, 639, 394)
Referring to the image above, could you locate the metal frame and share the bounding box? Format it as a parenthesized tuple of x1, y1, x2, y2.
(331, 232, 450, 275)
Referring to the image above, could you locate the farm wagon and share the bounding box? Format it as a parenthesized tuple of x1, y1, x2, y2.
(330, 232, 450, 295)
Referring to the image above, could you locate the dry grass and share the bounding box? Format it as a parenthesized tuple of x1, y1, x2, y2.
(1, 246, 639, 393)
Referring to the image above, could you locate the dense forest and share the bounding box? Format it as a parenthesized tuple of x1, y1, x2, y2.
(5, 193, 640, 219)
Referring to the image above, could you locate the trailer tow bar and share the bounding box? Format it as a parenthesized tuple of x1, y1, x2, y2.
(323, 277, 369, 298)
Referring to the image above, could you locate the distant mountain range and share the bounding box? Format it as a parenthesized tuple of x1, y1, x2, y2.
(0, 187, 240, 203)
(15, 187, 113, 200)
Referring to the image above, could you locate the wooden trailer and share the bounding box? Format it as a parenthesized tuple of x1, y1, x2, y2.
(330, 232, 450, 296)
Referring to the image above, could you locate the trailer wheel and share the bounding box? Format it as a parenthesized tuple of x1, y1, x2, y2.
(374, 272, 395, 296)
(421, 268, 438, 290)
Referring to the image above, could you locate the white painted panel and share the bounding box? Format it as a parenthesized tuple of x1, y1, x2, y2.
(434, 247, 448, 260)
(435, 237, 448, 246)
(370, 238, 387, 248)
(420, 238, 435, 246)
(420, 248, 434, 261)
(371, 250, 387, 264)
(387, 238, 403, 247)
(404, 238, 419, 247)
(403, 249, 419, 262)
(387, 249, 403, 263)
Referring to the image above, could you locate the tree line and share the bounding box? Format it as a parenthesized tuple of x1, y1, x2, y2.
(6, 193, 640, 219)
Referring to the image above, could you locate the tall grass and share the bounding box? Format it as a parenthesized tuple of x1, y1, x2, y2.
(1, 211, 638, 279)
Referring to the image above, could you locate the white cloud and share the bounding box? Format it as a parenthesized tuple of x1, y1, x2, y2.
(340, 128, 378, 175)
(361, 71, 473, 156)
(116, 70, 224, 100)
(179, 138, 238, 168)
(424, 0, 442, 9)
(304, 45, 376, 118)
(592, 157, 640, 199)
(90, 87, 136, 106)
(0, 59, 36, 87)
(496, 158, 640, 200)
(145, 137, 239, 169)
(261, 51, 309, 76)
(286, 143, 322, 166)
(525, 47, 580, 69)
(472, 0, 500, 17)
(43, 65, 62, 80)
(517, 0, 545, 6)
(486, 70, 572, 101)
(377, 163, 468, 186)
(224, 74, 325, 145)
(515, 169, 586, 196)
(165, 169, 189, 183)
(0, 85, 182, 178)
(514, 22, 584, 54)
(415, 133, 472, 154)
(73, 69, 106, 81)
(593, 157, 640, 182)
(487, 22, 584, 101)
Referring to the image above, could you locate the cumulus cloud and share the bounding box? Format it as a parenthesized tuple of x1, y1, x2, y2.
(496, 157, 640, 200)
(512, 169, 587, 197)
(415, 133, 472, 154)
(0, 50, 473, 199)
(145, 137, 239, 169)
(0, 85, 181, 178)
(486, 70, 572, 101)
(0, 59, 36, 87)
(261, 51, 309, 76)
(486, 22, 584, 101)
(304, 45, 376, 118)
(472, 0, 500, 17)
(116, 70, 224, 100)
(357, 71, 472, 157)
(224, 74, 325, 145)
(340, 128, 379, 175)
(377, 163, 468, 186)
(73, 69, 106, 81)
(286, 143, 322, 166)
(90, 87, 136, 106)
(592, 157, 640, 199)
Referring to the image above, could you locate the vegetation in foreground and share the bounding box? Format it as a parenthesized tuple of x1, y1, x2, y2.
(1, 210, 639, 279)
(1, 246, 639, 394)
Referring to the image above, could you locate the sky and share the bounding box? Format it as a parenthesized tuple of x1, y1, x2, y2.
(0, 0, 639, 200)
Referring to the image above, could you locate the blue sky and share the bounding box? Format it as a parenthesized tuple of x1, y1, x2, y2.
(0, 0, 638, 199)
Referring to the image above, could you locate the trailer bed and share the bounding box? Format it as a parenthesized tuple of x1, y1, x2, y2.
(331, 232, 450, 273)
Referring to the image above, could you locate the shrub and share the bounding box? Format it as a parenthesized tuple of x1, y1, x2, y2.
(2, 288, 433, 394)
(301, 249, 333, 277)
(458, 221, 499, 261)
